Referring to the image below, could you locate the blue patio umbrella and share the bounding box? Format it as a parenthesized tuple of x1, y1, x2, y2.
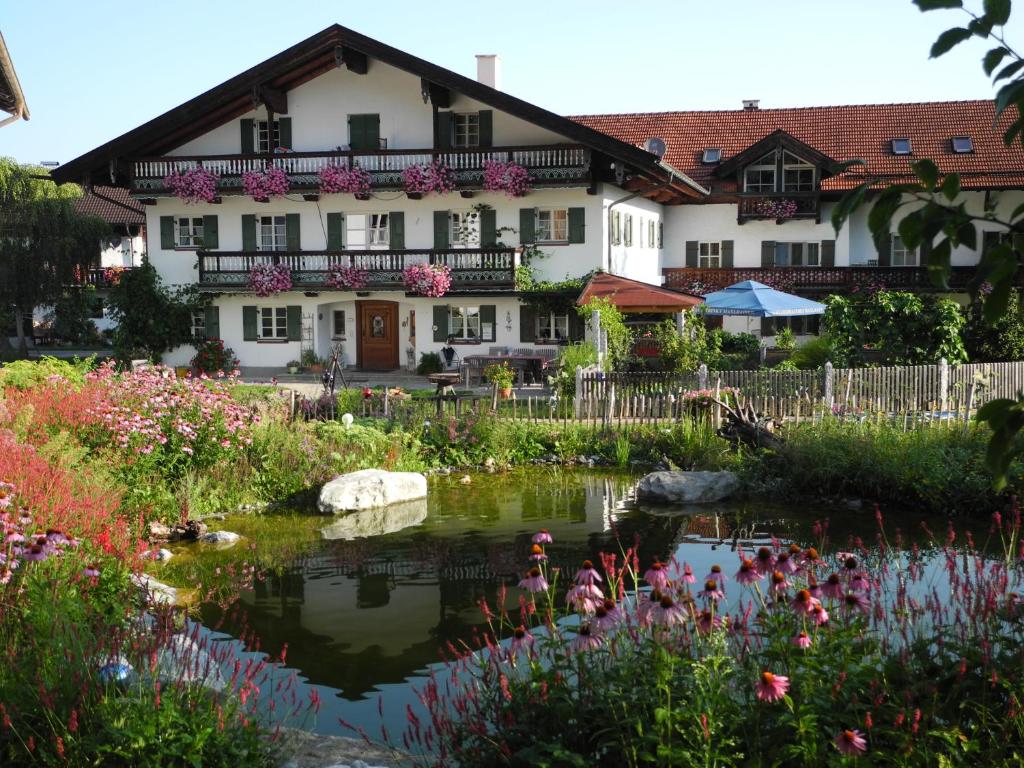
(700, 280, 826, 317)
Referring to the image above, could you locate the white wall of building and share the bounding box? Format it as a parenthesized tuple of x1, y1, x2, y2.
(98, 232, 145, 269)
(604, 192, 665, 284)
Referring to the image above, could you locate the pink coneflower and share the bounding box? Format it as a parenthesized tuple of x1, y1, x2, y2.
(528, 544, 547, 562)
(769, 570, 789, 594)
(532, 529, 553, 544)
(754, 546, 776, 575)
(775, 551, 798, 574)
(735, 559, 762, 585)
(850, 572, 870, 592)
(572, 624, 603, 653)
(699, 578, 724, 601)
(792, 631, 812, 649)
(651, 595, 687, 627)
(593, 602, 620, 632)
(4, 532, 24, 545)
(842, 555, 859, 572)
(802, 547, 820, 567)
(575, 560, 602, 586)
(24, 545, 48, 562)
(638, 590, 662, 626)
(842, 591, 870, 615)
(681, 563, 696, 584)
(705, 564, 726, 584)
(82, 564, 100, 578)
(518, 567, 549, 593)
(510, 625, 534, 654)
(807, 575, 823, 600)
(791, 589, 820, 615)
(811, 605, 830, 625)
(822, 573, 844, 599)
(566, 583, 603, 613)
(644, 562, 670, 591)
(755, 671, 790, 702)
(835, 728, 867, 755)
(697, 609, 723, 634)
(0, 566, 12, 585)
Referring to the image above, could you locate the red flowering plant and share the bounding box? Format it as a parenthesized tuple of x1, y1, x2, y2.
(242, 167, 290, 200)
(325, 265, 369, 290)
(102, 265, 127, 286)
(402, 263, 451, 297)
(482, 160, 531, 197)
(318, 164, 371, 195)
(163, 167, 220, 204)
(402, 160, 457, 196)
(190, 337, 239, 374)
(248, 263, 293, 296)
(382, 507, 1024, 766)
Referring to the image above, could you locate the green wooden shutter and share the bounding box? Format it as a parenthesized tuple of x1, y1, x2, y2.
(240, 119, 255, 154)
(568, 207, 585, 244)
(203, 305, 220, 340)
(286, 306, 302, 341)
(437, 111, 452, 150)
(721, 240, 734, 268)
(821, 239, 836, 268)
(242, 306, 258, 341)
(519, 208, 536, 245)
(480, 305, 496, 342)
(432, 305, 449, 342)
(389, 212, 405, 249)
(433, 211, 450, 249)
(569, 310, 585, 342)
(877, 234, 892, 267)
(761, 241, 776, 268)
(480, 207, 496, 246)
(478, 110, 493, 147)
(286, 213, 301, 251)
(242, 215, 257, 251)
(278, 117, 292, 149)
(519, 304, 536, 342)
(326, 213, 344, 251)
(685, 241, 698, 268)
(202, 215, 219, 249)
(349, 114, 380, 150)
(160, 216, 175, 249)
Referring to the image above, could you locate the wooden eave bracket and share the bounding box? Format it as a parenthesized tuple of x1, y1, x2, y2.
(334, 45, 368, 74)
(420, 78, 451, 108)
(251, 85, 288, 115)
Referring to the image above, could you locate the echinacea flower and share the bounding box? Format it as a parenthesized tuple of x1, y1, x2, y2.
(822, 573, 844, 599)
(842, 591, 870, 615)
(638, 590, 662, 626)
(775, 551, 798, 574)
(593, 601, 620, 632)
(699, 579, 724, 601)
(651, 595, 688, 627)
(82, 564, 100, 578)
(572, 624, 603, 653)
(644, 562, 670, 591)
(24, 545, 48, 562)
(842, 555, 859, 572)
(791, 589, 820, 615)
(755, 671, 790, 702)
(518, 567, 548, 593)
(802, 547, 820, 566)
(0, 566, 12, 585)
(575, 560, 602, 586)
(706, 564, 726, 584)
(697, 609, 723, 634)
(850, 572, 870, 592)
(754, 546, 776, 575)
(835, 728, 867, 755)
(681, 563, 696, 584)
(735, 558, 762, 585)
(566, 583, 603, 613)
(509, 625, 534, 654)
(769, 570, 789, 594)
(807, 575, 823, 600)
(792, 631, 812, 649)
(528, 544, 547, 562)
(811, 605, 830, 625)
(532, 529, 553, 544)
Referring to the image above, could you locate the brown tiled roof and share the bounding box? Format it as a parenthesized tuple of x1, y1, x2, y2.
(73, 186, 145, 225)
(572, 100, 1024, 192)
(578, 272, 702, 312)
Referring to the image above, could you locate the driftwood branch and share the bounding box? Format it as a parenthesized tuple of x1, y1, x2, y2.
(713, 396, 785, 451)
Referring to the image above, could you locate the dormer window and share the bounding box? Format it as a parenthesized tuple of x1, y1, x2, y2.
(743, 150, 816, 193)
(702, 148, 722, 164)
(891, 138, 912, 155)
(952, 136, 973, 154)
(782, 151, 815, 192)
(744, 151, 777, 192)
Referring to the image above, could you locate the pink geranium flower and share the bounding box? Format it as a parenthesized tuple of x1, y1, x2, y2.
(835, 728, 867, 755)
(756, 671, 790, 702)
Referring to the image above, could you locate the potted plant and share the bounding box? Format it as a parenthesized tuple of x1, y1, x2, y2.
(163, 167, 220, 204)
(286, 360, 301, 375)
(301, 348, 323, 373)
(483, 361, 516, 399)
(402, 263, 452, 297)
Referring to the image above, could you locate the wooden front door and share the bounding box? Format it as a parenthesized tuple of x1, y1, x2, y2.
(357, 300, 399, 370)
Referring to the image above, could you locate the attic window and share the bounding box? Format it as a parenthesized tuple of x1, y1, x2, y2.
(951, 136, 973, 154)
(891, 138, 912, 156)
(702, 148, 722, 164)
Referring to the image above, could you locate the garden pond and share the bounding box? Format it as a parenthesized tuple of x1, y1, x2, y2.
(156, 469, 964, 740)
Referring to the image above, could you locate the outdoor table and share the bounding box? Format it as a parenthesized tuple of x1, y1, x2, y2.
(462, 355, 549, 386)
(426, 372, 461, 396)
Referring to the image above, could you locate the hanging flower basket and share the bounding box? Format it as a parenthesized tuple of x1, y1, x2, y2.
(102, 266, 127, 286)
(402, 160, 456, 196)
(248, 263, 293, 297)
(482, 160, 532, 197)
(402, 263, 452, 297)
(242, 167, 291, 201)
(318, 164, 371, 195)
(325, 265, 370, 290)
(754, 198, 799, 219)
(163, 167, 220, 204)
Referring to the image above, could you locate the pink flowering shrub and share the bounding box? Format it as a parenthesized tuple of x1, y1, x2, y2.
(248, 263, 293, 296)
(163, 167, 220, 204)
(482, 160, 532, 197)
(325, 265, 369, 290)
(402, 263, 452, 297)
(242, 167, 290, 200)
(318, 164, 371, 195)
(402, 160, 456, 195)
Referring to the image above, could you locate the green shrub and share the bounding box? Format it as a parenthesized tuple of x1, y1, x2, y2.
(773, 326, 795, 351)
(0, 356, 95, 389)
(416, 352, 443, 375)
(549, 342, 597, 398)
(789, 334, 834, 370)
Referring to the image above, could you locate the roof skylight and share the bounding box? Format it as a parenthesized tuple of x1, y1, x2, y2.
(891, 138, 912, 155)
(951, 136, 973, 153)
(702, 148, 722, 163)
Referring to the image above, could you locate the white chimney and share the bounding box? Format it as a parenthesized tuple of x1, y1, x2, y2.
(476, 54, 501, 90)
(742, 99, 760, 111)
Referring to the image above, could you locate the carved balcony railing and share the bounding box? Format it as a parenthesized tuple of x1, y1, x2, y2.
(130, 144, 590, 195)
(68, 266, 135, 289)
(737, 192, 820, 223)
(662, 266, 1005, 295)
(197, 247, 517, 290)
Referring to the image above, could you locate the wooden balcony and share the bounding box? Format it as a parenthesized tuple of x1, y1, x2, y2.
(662, 266, 1000, 295)
(69, 266, 135, 289)
(198, 248, 517, 290)
(737, 192, 820, 224)
(130, 144, 590, 196)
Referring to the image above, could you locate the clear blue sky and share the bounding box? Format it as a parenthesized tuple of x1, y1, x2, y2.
(2, 0, 1020, 165)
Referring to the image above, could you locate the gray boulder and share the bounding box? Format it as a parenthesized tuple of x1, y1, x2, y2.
(199, 530, 241, 546)
(318, 469, 427, 514)
(320, 499, 428, 540)
(636, 471, 741, 504)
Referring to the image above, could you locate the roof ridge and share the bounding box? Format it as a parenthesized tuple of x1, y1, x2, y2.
(569, 98, 996, 120)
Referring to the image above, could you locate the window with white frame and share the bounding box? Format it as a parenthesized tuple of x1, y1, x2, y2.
(448, 305, 480, 340)
(259, 307, 288, 339)
(450, 211, 480, 248)
(258, 215, 288, 251)
(255, 120, 281, 153)
(623, 214, 634, 246)
(191, 310, 207, 340)
(782, 151, 815, 192)
(698, 241, 721, 268)
(452, 113, 480, 148)
(774, 242, 820, 267)
(536, 208, 568, 243)
(891, 235, 917, 267)
(346, 213, 389, 248)
(536, 311, 570, 341)
(175, 216, 204, 248)
(332, 310, 346, 339)
(744, 151, 777, 192)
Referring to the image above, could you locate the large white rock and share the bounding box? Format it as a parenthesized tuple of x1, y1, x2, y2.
(636, 471, 741, 504)
(318, 469, 427, 514)
(320, 499, 428, 540)
(199, 530, 240, 546)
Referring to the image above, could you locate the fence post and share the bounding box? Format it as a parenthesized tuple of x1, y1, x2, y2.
(574, 365, 584, 417)
(675, 311, 686, 335)
(698, 363, 708, 390)
(590, 309, 603, 370)
(823, 361, 833, 410)
(939, 357, 949, 414)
